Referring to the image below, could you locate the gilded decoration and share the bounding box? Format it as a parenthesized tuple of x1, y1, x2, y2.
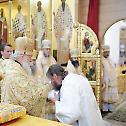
(75, 23, 101, 104)
(76, 24, 99, 57)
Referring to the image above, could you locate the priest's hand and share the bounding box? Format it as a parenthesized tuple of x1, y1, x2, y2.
(47, 98, 56, 104)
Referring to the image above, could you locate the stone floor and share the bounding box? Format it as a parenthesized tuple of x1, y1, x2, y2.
(103, 93, 126, 126)
(104, 119, 126, 126)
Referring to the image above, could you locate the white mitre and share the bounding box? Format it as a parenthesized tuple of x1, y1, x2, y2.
(42, 39, 51, 49)
(102, 45, 110, 52)
(70, 48, 79, 58)
(15, 36, 27, 52)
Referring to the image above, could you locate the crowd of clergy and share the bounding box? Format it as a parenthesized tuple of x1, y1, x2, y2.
(0, 36, 116, 126)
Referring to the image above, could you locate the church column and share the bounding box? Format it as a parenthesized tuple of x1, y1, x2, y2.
(8, 0, 12, 44)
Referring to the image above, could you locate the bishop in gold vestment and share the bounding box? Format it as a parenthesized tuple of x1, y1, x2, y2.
(0, 59, 50, 118)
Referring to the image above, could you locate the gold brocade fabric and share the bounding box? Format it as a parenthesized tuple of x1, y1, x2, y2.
(116, 66, 126, 93)
(102, 57, 119, 103)
(35, 51, 57, 120)
(0, 59, 50, 118)
(3, 115, 71, 126)
(35, 50, 56, 79)
(0, 103, 26, 124)
(117, 74, 126, 93)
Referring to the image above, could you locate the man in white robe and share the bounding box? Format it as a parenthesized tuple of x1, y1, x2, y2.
(101, 45, 119, 113)
(54, 0, 73, 64)
(32, 1, 47, 50)
(66, 48, 83, 75)
(47, 64, 111, 126)
(0, 43, 12, 60)
(0, 43, 13, 100)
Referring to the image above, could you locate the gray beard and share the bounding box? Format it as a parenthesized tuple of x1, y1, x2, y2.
(44, 53, 50, 57)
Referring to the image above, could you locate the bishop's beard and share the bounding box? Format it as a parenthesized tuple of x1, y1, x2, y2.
(71, 60, 79, 68)
(53, 83, 62, 91)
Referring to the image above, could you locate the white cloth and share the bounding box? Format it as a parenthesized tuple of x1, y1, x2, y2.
(55, 73, 111, 126)
(48, 90, 59, 101)
(66, 60, 83, 75)
(102, 57, 119, 104)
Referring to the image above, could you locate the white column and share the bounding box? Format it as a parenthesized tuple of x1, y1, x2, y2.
(8, 0, 12, 44)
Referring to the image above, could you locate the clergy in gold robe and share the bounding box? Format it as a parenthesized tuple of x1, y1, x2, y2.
(35, 39, 57, 120)
(35, 39, 56, 84)
(12, 37, 34, 76)
(0, 59, 50, 118)
(101, 45, 119, 112)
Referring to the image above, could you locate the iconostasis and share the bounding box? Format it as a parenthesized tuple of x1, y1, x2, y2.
(0, 0, 30, 48)
(0, 0, 101, 103)
(0, 0, 76, 51)
(75, 23, 101, 104)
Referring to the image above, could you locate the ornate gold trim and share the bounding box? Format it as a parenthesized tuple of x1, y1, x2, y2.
(76, 23, 101, 104)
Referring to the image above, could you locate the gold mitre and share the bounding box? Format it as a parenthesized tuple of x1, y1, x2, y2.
(31, 49, 38, 60)
(15, 37, 27, 52)
(102, 45, 110, 52)
(70, 48, 79, 58)
(25, 37, 34, 55)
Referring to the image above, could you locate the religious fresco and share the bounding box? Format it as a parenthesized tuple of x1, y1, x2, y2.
(0, 8, 8, 43)
(75, 24, 99, 56)
(80, 56, 101, 104)
(75, 24, 100, 84)
(31, 1, 47, 50)
(0, 0, 30, 47)
(53, 0, 73, 64)
(82, 31, 93, 53)
(12, 4, 27, 40)
(82, 59, 96, 81)
(74, 23, 101, 104)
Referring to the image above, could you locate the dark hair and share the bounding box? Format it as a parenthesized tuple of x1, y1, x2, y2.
(46, 64, 68, 79)
(0, 43, 12, 52)
(124, 61, 126, 65)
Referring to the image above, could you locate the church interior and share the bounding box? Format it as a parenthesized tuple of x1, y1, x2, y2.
(0, 0, 126, 126)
